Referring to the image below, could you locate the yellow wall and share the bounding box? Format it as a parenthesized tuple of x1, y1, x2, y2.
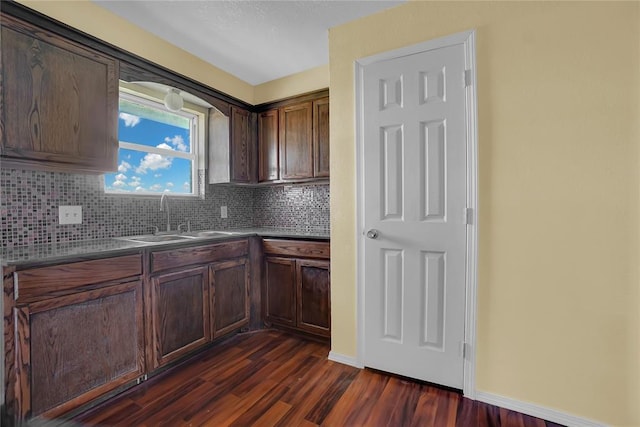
(329, 1, 639, 426)
(16, 0, 328, 105)
(254, 64, 329, 105)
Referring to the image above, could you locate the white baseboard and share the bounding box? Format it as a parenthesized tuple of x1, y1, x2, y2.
(328, 351, 364, 368)
(475, 391, 607, 427)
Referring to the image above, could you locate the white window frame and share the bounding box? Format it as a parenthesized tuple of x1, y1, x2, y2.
(105, 90, 205, 198)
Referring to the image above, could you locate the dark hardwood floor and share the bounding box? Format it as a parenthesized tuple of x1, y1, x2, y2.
(70, 330, 562, 427)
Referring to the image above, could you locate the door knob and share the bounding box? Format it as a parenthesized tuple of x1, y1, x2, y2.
(366, 229, 379, 239)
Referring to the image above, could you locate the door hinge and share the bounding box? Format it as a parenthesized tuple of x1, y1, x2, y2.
(135, 374, 148, 385)
(464, 69, 473, 87)
(460, 341, 470, 359)
(13, 272, 19, 300)
(465, 208, 474, 225)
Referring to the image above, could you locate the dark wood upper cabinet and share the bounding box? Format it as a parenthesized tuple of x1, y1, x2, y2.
(0, 13, 119, 173)
(279, 101, 313, 180)
(210, 258, 250, 338)
(257, 91, 329, 182)
(230, 106, 252, 183)
(258, 109, 279, 182)
(313, 97, 330, 178)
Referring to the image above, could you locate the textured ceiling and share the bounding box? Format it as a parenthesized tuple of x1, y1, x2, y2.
(93, 0, 405, 85)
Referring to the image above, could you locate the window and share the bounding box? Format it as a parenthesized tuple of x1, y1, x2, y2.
(104, 91, 200, 196)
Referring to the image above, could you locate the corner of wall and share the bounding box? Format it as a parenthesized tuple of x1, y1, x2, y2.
(253, 64, 330, 105)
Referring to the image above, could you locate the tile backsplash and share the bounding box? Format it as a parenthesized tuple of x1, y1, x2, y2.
(254, 184, 330, 231)
(0, 167, 330, 249)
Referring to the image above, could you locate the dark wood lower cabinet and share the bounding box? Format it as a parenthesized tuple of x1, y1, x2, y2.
(15, 281, 145, 420)
(263, 240, 330, 339)
(4, 238, 328, 423)
(210, 258, 250, 338)
(297, 259, 331, 337)
(264, 256, 297, 327)
(150, 266, 210, 369)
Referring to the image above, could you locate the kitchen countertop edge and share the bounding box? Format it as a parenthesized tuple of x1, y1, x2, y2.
(2, 228, 330, 268)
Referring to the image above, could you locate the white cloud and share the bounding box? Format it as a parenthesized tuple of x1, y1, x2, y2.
(136, 153, 172, 174)
(149, 184, 163, 192)
(119, 112, 141, 127)
(135, 186, 145, 192)
(183, 181, 190, 189)
(117, 161, 131, 173)
(129, 177, 142, 187)
(157, 142, 173, 151)
(166, 182, 174, 188)
(115, 173, 127, 181)
(154, 173, 162, 178)
(165, 135, 188, 152)
(112, 179, 126, 188)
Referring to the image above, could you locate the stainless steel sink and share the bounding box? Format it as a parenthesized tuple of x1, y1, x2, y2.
(194, 231, 238, 238)
(116, 234, 198, 244)
(114, 230, 242, 245)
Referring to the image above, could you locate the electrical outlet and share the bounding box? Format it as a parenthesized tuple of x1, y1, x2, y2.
(59, 206, 82, 224)
(221, 206, 228, 219)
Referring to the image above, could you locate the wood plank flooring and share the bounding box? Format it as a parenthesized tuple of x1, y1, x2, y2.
(72, 330, 563, 427)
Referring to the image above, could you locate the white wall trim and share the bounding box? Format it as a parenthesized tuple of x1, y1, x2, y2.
(475, 391, 608, 427)
(462, 30, 479, 400)
(328, 351, 364, 369)
(354, 29, 479, 398)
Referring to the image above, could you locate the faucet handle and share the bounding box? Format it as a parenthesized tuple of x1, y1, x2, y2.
(177, 220, 191, 233)
(143, 224, 159, 235)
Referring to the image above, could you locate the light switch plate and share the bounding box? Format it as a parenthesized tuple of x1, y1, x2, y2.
(221, 206, 228, 219)
(59, 206, 82, 224)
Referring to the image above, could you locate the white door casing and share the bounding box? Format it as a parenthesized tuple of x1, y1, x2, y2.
(355, 31, 478, 394)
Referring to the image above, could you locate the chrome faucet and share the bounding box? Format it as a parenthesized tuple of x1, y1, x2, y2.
(160, 193, 170, 232)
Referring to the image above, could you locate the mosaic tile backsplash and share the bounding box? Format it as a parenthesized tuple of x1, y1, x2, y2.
(0, 167, 330, 249)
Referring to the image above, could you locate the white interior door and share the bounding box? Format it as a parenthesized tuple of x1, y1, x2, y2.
(361, 42, 468, 389)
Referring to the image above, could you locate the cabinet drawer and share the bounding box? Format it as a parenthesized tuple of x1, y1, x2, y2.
(262, 239, 330, 259)
(16, 254, 142, 302)
(151, 239, 249, 273)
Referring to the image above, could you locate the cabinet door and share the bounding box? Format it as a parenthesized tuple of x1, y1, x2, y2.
(0, 15, 118, 173)
(296, 259, 331, 337)
(313, 97, 330, 178)
(150, 267, 210, 368)
(230, 106, 252, 182)
(264, 256, 296, 327)
(210, 258, 250, 338)
(258, 109, 279, 182)
(279, 101, 313, 179)
(14, 281, 144, 420)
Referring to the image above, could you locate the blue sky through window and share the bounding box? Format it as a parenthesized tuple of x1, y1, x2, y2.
(104, 96, 195, 195)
